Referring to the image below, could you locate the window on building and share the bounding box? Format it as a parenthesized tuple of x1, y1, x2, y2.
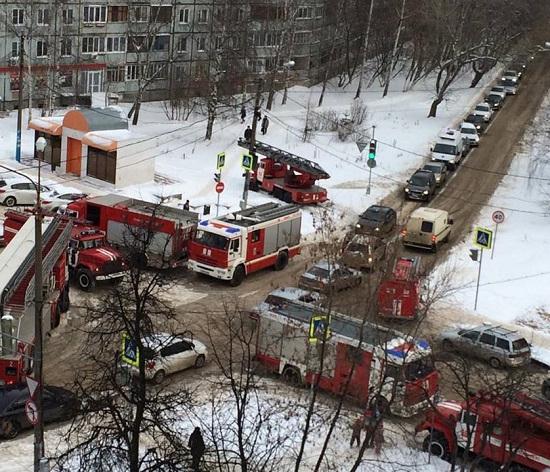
(36, 40, 48, 57)
(132, 6, 148, 22)
(59, 71, 73, 87)
(315, 6, 324, 18)
(294, 31, 311, 44)
(215, 36, 223, 50)
(127, 36, 146, 53)
(177, 36, 188, 53)
(37, 9, 49, 25)
(147, 62, 168, 80)
(61, 38, 72, 56)
(197, 36, 207, 52)
(151, 6, 172, 23)
(153, 35, 170, 51)
(62, 9, 74, 24)
(87, 147, 116, 184)
(296, 6, 313, 19)
(179, 8, 189, 23)
(126, 64, 140, 81)
(82, 37, 104, 53)
(12, 9, 24, 25)
(11, 41, 19, 58)
(108, 6, 128, 22)
(106, 65, 126, 82)
(194, 62, 208, 77)
(83, 5, 107, 23)
(197, 8, 208, 23)
(106, 36, 126, 53)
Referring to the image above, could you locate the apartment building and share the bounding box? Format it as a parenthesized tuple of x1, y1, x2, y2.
(0, 0, 335, 110)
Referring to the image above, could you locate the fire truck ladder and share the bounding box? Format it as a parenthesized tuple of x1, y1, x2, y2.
(223, 202, 298, 225)
(237, 138, 331, 180)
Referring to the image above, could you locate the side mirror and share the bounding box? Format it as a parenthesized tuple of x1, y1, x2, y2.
(430, 146, 434, 152)
(449, 218, 454, 225)
(406, 179, 410, 184)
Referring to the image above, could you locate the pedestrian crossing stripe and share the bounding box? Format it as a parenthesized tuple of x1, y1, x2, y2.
(473, 226, 493, 250)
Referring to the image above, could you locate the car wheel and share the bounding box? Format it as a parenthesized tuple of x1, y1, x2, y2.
(431, 242, 438, 253)
(153, 369, 166, 385)
(4, 196, 16, 207)
(273, 251, 288, 271)
(423, 432, 449, 460)
(229, 265, 246, 287)
(76, 268, 96, 292)
(442, 233, 450, 244)
(194, 354, 206, 368)
(282, 366, 302, 387)
(543, 384, 550, 400)
(0, 419, 20, 440)
(489, 357, 502, 369)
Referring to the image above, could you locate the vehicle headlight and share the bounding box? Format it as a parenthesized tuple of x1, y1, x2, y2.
(374, 227, 380, 231)
(423, 190, 429, 195)
(476, 125, 481, 129)
(356, 224, 361, 228)
(404, 188, 410, 193)
(368, 257, 373, 262)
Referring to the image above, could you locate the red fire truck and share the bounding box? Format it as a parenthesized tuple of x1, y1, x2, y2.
(188, 203, 301, 286)
(0, 215, 71, 385)
(377, 257, 421, 320)
(252, 288, 439, 417)
(238, 139, 330, 204)
(4, 210, 127, 291)
(66, 194, 198, 268)
(416, 392, 550, 470)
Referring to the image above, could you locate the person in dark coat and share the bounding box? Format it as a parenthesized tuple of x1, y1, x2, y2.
(240, 106, 246, 123)
(254, 106, 262, 121)
(350, 415, 364, 447)
(188, 427, 205, 472)
(183, 199, 190, 211)
(261, 116, 269, 135)
(244, 126, 252, 141)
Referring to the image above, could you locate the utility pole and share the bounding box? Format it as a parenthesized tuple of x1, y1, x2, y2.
(474, 248, 483, 311)
(241, 77, 263, 210)
(16, 35, 25, 163)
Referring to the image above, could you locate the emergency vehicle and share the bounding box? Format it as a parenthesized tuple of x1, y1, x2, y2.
(416, 391, 550, 471)
(252, 288, 439, 417)
(377, 257, 421, 320)
(0, 215, 71, 385)
(238, 139, 330, 204)
(66, 194, 198, 268)
(188, 203, 301, 286)
(4, 210, 127, 291)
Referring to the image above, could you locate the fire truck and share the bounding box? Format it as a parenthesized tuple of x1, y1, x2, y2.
(4, 210, 127, 291)
(377, 257, 421, 320)
(416, 392, 550, 470)
(188, 203, 301, 286)
(0, 215, 71, 385)
(66, 194, 198, 268)
(237, 139, 330, 204)
(252, 288, 439, 417)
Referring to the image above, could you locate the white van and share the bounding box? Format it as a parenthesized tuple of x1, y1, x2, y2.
(401, 207, 453, 252)
(431, 128, 467, 170)
(460, 122, 480, 146)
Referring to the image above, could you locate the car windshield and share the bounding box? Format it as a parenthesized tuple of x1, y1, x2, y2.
(475, 105, 488, 111)
(80, 238, 103, 249)
(433, 143, 457, 155)
(361, 209, 384, 222)
(347, 242, 365, 252)
(467, 115, 482, 123)
(409, 174, 429, 186)
(461, 127, 475, 135)
(491, 87, 504, 92)
(512, 339, 529, 351)
(308, 266, 331, 279)
(404, 357, 435, 381)
(194, 230, 229, 250)
(423, 164, 441, 173)
(502, 79, 516, 86)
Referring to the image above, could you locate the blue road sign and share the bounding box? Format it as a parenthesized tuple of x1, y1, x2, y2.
(121, 333, 139, 367)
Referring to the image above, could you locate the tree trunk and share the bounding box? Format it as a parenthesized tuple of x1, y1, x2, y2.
(428, 97, 443, 117)
(355, 0, 375, 99)
(205, 80, 218, 140)
(266, 86, 275, 111)
(470, 70, 484, 88)
(382, 0, 407, 97)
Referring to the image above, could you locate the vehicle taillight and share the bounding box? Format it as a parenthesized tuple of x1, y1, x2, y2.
(0, 189, 5, 193)
(400, 229, 407, 237)
(431, 234, 437, 242)
(146, 360, 155, 369)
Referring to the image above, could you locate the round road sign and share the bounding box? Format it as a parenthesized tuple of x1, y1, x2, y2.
(492, 210, 505, 224)
(215, 182, 225, 194)
(25, 399, 39, 425)
(367, 159, 377, 169)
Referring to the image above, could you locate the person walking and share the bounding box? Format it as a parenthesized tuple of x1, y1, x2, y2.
(188, 427, 205, 472)
(240, 106, 246, 123)
(254, 106, 262, 121)
(244, 125, 252, 141)
(350, 415, 364, 448)
(261, 116, 269, 135)
(183, 199, 190, 211)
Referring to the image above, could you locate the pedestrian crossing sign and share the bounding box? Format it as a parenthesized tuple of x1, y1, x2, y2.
(121, 333, 140, 367)
(217, 152, 226, 170)
(241, 153, 254, 171)
(473, 226, 493, 250)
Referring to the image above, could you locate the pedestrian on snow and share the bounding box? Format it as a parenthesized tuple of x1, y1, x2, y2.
(254, 106, 262, 121)
(364, 407, 384, 455)
(183, 199, 190, 211)
(244, 126, 252, 142)
(240, 106, 246, 123)
(261, 116, 269, 135)
(188, 427, 205, 472)
(350, 415, 364, 448)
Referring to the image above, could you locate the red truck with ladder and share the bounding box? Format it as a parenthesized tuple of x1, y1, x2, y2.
(377, 257, 421, 320)
(416, 391, 550, 470)
(65, 194, 198, 268)
(0, 215, 71, 385)
(188, 203, 301, 286)
(4, 210, 128, 291)
(237, 139, 330, 204)
(252, 288, 439, 417)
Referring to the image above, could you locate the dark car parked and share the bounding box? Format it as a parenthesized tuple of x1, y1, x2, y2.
(355, 205, 397, 235)
(465, 114, 488, 134)
(0, 385, 78, 439)
(485, 93, 504, 110)
(404, 170, 437, 201)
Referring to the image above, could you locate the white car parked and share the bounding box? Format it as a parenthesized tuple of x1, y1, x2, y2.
(489, 86, 506, 100)
(473, 102, 493, 122)
(0, 180, 51, 207)
(460, 122, 480, 146)
(41, 190, 88, 212)
(134, 333, 208, 384)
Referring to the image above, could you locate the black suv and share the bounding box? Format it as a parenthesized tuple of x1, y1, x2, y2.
(355, 205, 397, 235)
(465, 114, 488, 134)
(404, 170, 437, 201)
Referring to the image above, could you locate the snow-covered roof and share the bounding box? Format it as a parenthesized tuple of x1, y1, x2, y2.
(82, 129, 140, 152)
(28, 117, 64, 135)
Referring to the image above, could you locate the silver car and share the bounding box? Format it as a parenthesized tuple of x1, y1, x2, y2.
(439, 325, 530, 368)
(299, 260, 362, 293)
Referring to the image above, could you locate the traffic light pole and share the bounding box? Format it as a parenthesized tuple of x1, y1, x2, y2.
(474, 248, 483, 311)
(216, 169, 222, 217)
(366, 125, 375, 195)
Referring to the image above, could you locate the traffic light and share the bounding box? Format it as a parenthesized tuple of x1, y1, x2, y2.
(368, 139, 377, 160)
(469, 249, 479, 261)
(214, 172, 221, 182)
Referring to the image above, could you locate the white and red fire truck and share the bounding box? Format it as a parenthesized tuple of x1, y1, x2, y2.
(66, 194, 198, 268)
(251, 288, 439, 417)
(0, 215, 71, 385)
(4, 210, 127, 291)
(416, 392, 550, 470)
(188, 203, 302, 286)
(238, 139, 330, 204)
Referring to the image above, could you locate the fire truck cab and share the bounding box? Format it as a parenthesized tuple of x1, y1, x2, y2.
(188, 203, 301, 286)
(416, 392, 550, 471)
(377, 257, 421, 320)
